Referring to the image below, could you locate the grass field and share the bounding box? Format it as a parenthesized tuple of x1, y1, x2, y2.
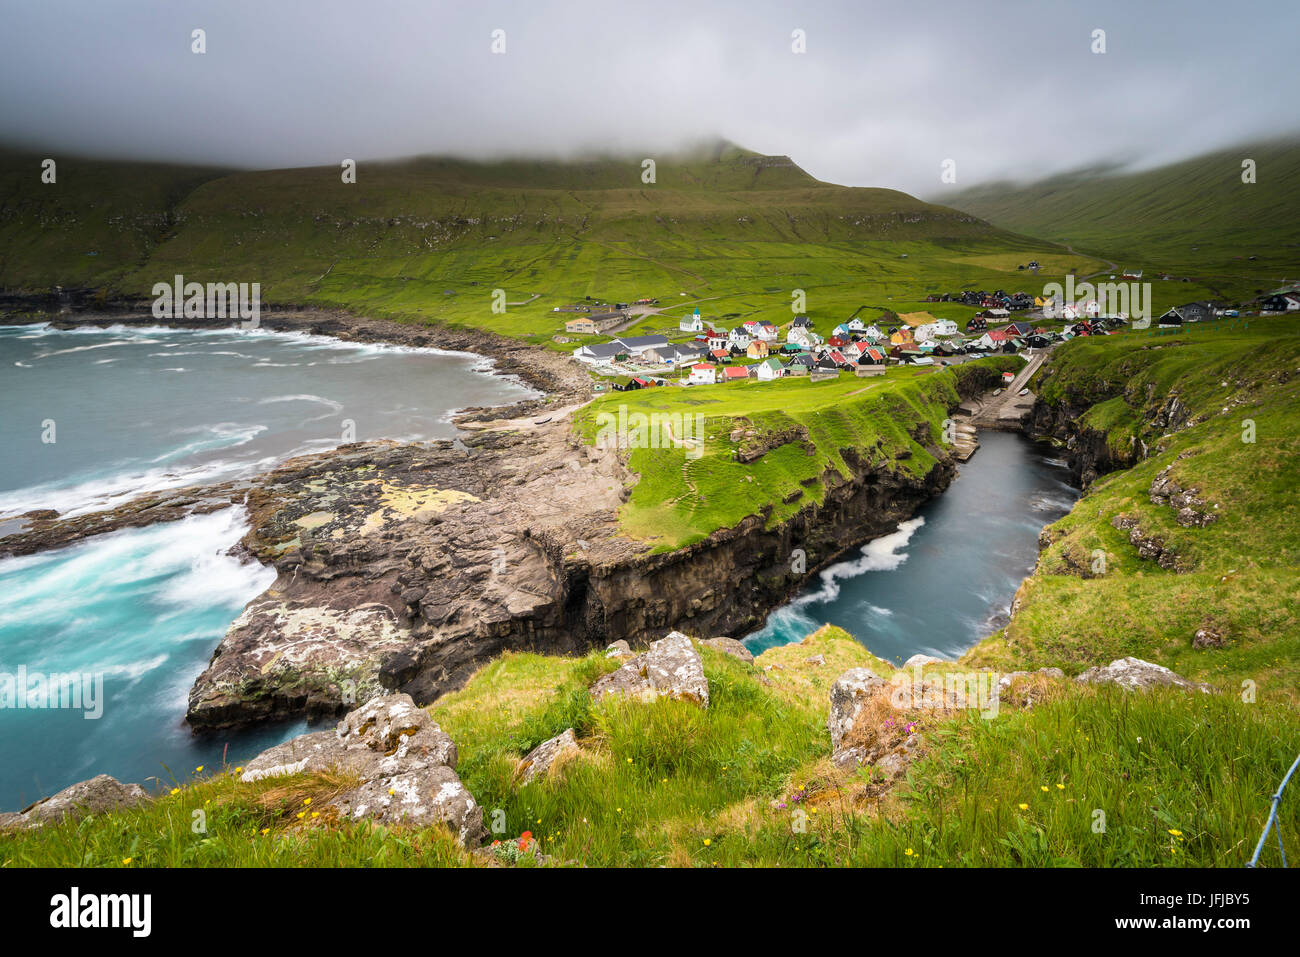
(3, 626, 1294, 868)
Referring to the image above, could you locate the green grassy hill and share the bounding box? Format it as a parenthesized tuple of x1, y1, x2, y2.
(940, 137, 1300, 289)
(966, 316, 1300, 704)
(0, 142, 1103, 344)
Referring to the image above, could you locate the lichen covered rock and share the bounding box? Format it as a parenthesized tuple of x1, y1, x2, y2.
(1076, 657, 1211, 693)
(591, 632, 710, 707)
(517, 728, 579, 784)
(9, 774, 148, 828)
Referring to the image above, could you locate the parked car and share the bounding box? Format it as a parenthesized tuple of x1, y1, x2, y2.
(1018, 388, 1030, 396)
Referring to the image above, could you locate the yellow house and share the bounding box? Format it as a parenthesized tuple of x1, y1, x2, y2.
(565, 317, 597, 335)
(746, 340, 771, 359)
(889, 328, 915, 346)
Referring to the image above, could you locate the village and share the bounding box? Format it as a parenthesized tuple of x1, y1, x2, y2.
(561, 282, 1300, 392)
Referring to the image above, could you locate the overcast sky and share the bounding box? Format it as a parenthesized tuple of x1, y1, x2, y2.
(0, 0, 1295, 195)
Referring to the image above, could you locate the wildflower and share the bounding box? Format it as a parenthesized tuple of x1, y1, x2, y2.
(703, 839, 711, 847)
(1168, 828, 1183, 837)
(122, 858, 132, 865)
(1040, 786, 1049, 792)
(195, 765, 204, 773)
(260, 828, 269, 836)
(303, 797, 312, 806)
(1056, 783, 1065, 790)
(235, 766, 243, 774)
(170, 788, 180, 796)
(905, 848, 914, 857)
(1018, 803, 1029, 810)
(626, 757, 633, 764)
(311, 812, 319, 819)
(519, 831, 532, 852)
(388, 788, 395, 796)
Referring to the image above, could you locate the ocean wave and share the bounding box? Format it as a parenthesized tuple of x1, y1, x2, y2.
(149, 424, 268, 464)
(744, 517, 925, 649)
(0, 453, 277, 520)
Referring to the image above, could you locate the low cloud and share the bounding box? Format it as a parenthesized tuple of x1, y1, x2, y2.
(0, 0, 1295, 194)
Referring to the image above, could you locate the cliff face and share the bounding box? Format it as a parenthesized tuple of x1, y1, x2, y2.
(183, 369, 1008, 731)
(1026, 361, 1197, 487)
(183, 420, 958, 731)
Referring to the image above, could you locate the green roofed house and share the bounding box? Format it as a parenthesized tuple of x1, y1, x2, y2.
(756, 357, 785, 381)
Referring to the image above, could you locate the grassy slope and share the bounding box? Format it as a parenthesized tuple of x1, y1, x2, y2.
(965, 317, 1300, 704)
(0, 149, 230, 288)
(0, 144, 1113, 348)
(4, 627, 1295, 867)
(940, 137, 1300, 296)
(573, 357, 1020, 551)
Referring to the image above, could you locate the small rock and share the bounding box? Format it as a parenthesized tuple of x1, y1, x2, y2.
(15, 774, 149, 827)
(1192, 627, 1227, 650)
(332, 765, 485, 846)
(804, 654, 826, 667)
(827, 668, 887, 752)
(604, 639, 633, 658)
(902, 654, 945, 668)
(699, 636, 754, 664)
(517, 728, 579, 784)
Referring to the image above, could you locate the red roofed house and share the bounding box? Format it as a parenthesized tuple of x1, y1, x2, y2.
(689, 363, 717, 385)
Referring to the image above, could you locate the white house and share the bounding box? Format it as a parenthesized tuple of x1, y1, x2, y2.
(679, 308, 704, 333)
(707, 331, 730, 351)
(846, 317, 866, 332)
(787, 326, 821, 348)
(753, 321, 780, 342)
(688, 363, 717, 385)
(728, 327, 752, 348)
(756, 357, 784, 381)
(914, 319, 958, 342)
(862, 324, 885, 342)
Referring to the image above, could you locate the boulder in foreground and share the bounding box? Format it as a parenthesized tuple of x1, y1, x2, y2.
(590, 631, 710, 707)
(2, 774, 148, 829)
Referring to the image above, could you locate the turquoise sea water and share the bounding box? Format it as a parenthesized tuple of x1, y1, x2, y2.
(0, 323, 536, 810)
